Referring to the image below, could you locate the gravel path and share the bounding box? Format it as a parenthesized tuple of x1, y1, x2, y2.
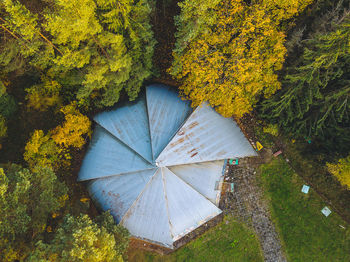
(220, 159, 287, 262)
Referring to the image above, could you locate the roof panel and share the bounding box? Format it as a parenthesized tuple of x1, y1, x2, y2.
(162, 167, 222, 241)
(121, 169, 173, 248)
(146, 84, 192, 159)
(88, 168, 157, 222)
(94, 97, 152, 163)
(168, 160, 224, 205)
(156, 103, 257, 166)
(78, 125, 154, 181)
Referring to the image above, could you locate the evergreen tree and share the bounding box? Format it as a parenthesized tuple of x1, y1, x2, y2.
(260, 12, 350, 151)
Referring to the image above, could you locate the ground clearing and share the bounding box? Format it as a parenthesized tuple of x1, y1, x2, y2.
(259, 158, 350, 262)
(128, 216, 263, 262)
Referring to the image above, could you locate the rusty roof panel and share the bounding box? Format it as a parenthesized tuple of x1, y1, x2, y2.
(156, 103, 257, 166)
(162, 167, 222, 241)
(94, 96, 153, 163)
(88, 168, 157, 222)
(168, 160, 224, 205)
(146, 84, 192, 159)
(78, 125, 154, 181)
(121, 169, 174, 248)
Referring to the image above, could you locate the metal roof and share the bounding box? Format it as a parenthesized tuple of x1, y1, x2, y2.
(156, 103, 257, 167)
(78, 84, 257, 248)
(146, 84, 192, 160)
(94, 96, 153, 163)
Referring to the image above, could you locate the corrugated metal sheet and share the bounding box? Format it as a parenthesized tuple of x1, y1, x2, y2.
(146, 84, 192, 159)
(94, 96, 153, 163)
(168, 160, 224, 205)
(121, 169, 174, 248)
(78, 125, 154, 181)
(87, 168, 157, 222)
(156, 103, 257, 167)
(162, 167, 222, 241)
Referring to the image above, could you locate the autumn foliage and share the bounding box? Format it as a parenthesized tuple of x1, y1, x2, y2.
(171, 0, 313, 118)
(327, 155, 350, 190)
(51, 103, 91, 149)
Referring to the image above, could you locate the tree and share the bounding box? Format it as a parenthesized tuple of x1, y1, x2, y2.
(51, 103, 91, 149)
(28, 212, 129, 262)
(170, 0, 312, 118)
(0, 92, 17, 148)
(0, 93, 17, 119)
(1, 0, 55, 72)
(260, 11, 350, 151)
(1, 0, 155, 109)
(26, 74, 62, 111)
(24, 130, 68, 171)
(0, 164, 68, 261)
(327, 155, 350, 189)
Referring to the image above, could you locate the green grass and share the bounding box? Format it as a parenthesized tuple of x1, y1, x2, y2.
(128, 216, 264, 262)
(259, 158, 350, 262)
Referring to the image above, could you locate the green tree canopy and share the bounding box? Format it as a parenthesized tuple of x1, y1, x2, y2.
(28, 212, 129, 262)
(260, 11, 350, 152)
(1, 0, 155, 109)
(0, 164, 68, 261)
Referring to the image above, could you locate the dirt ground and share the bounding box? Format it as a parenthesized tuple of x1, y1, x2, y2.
(221, 157, 287, 262)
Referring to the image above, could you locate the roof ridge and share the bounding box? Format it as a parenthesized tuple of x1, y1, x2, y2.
(119, 168, 159, 224)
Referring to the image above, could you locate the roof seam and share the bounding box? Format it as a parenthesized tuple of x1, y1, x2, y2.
(160, 167, 175, 241)
(155, 103, 196, 163)
(79, 167, 158, 182)
(156, 105, 202, 164)
(165, 166, 219, 206)
(119, 168, 159, 225)
(145, 88, 155, 163)
(95, 122, 154, 165)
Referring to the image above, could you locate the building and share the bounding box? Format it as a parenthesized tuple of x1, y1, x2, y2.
(78, 84, 257, 249)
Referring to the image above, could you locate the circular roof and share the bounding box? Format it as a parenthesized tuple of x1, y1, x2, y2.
(78, 84, 257, 248)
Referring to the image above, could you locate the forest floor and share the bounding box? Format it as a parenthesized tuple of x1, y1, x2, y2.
(149, 0, 179, 87)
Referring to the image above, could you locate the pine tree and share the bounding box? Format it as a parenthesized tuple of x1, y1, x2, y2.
(260, 14, 350, 151)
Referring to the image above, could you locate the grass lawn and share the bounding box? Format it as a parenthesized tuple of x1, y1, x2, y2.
(128, 216, 264, 262)
(259, 158, 350, 262)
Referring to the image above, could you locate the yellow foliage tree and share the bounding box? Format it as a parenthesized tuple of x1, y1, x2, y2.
(327, 155, 350, 190)
(24, 130, 66, 171)
(171, 0, 313, 118)
(26, 74, 62, 111)
(51, 103, 91, 149)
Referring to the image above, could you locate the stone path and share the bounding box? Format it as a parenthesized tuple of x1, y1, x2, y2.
(220, 159, 287, 262)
